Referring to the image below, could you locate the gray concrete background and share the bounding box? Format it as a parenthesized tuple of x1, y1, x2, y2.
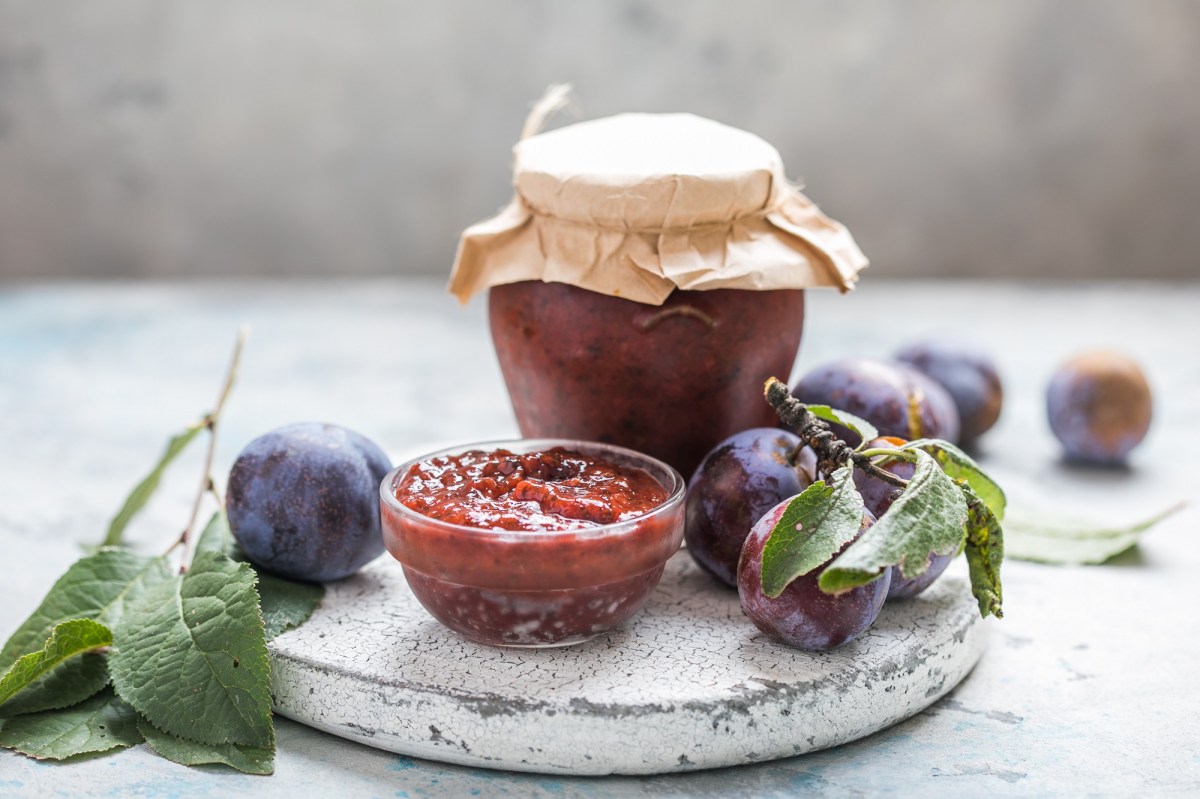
(1, 0, 1198, 282)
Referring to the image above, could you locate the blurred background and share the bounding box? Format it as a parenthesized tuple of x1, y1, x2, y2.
(1, 0, 1198, 282)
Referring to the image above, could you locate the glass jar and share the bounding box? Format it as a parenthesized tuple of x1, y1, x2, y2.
(489, 281, 805, 477)
(450, 109, 867, 476)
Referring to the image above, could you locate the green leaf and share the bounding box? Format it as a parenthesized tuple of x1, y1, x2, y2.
(903, 438, 1006, 521)
(193, 511, 325, 641)
(1004, 502, 1184, 566)
(138, 717, 274, 775)
(0, 620, 112, 717)
(109, 550, 272, 748)
(820, 449, 968, 593)
(194, 510, 235, 558)
(257, 572, 324, 641)
(805, 404, 879, 445)
(0, 688, 141, 760)
(962, 484, 1004, 618)
(0, 551, 170, 716)
(759, 466, 865, 598)
(102, 421, 207, 547)
(1, 549, 172, 669)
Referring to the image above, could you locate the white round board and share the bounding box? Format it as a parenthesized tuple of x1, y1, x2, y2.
(267, 552, 988, 776)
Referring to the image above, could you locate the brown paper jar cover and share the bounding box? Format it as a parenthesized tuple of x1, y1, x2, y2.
(449, 112, 868, 306)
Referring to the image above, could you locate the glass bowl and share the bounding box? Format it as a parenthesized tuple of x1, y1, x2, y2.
(379, 438, 685, 648)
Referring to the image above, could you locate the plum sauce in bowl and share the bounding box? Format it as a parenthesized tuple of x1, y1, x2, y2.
(379, 439, 685, 648)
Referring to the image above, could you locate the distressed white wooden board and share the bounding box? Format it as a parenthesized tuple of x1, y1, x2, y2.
(268, 551, 988, 776)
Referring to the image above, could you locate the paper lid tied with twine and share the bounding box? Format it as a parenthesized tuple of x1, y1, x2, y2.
(449, 88, 868, 306)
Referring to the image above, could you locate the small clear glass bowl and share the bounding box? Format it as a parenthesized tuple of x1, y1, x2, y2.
(379, 439, 685, 648)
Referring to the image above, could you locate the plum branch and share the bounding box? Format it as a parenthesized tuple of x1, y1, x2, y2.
(764, 377, 911, 490)
(172, 326, 249, 573)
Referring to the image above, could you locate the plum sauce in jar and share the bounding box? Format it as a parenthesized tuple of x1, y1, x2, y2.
(490, 282, 805, 478)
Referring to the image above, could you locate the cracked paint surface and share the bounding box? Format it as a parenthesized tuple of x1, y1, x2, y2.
(268, 552, 986, 775)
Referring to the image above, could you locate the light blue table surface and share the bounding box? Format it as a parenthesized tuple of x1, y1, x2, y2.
(0, 280, 1197, 797)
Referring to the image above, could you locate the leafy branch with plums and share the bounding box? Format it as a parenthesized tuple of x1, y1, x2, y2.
(686, 355, 1006, 652)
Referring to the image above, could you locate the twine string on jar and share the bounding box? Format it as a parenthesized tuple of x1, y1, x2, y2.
(521, 84, 575, 141)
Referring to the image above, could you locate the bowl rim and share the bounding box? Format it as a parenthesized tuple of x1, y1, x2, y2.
(379, 437, 686, 542)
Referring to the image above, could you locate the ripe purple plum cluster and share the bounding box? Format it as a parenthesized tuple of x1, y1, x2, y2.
(227, 422, 392, 583)
(686, 430, 954, 651)
(686, 344, 1009, 652)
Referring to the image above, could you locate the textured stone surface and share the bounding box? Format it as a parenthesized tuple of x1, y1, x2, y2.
(2, 2, 1200, 281)
(0, 281, 1198, 796)
(269, 553, 984, 775)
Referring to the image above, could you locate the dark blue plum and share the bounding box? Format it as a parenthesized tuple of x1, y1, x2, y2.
(227, 422, 392, 582)
(737, 501, 889, 651)
(790, 357, 960, 446)
(853, 436, 953, 600)
(894, 342, 1003, 446)
(685, 428, 817, 588)
(1047, 350, 1152, 464)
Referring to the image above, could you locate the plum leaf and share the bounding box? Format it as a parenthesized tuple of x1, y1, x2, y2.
(961, 484, 1004, 617)
(0, 688, 142, 761)
(804, 404, 879, 446)
(0, 619, 112, 717)
(101, 421, 208, 547)
(1003, 502, 1184, 565)
(0, 550, 172, 688)
(195, 510, 235, 558)
(0, 550, 171, 718)
(256, 573, 324, 641)
(138, 716, 274, 775)
(759, 465, 865, 598)
(903, 438, 1006, 521)
(195, 511, 324, 641)
(109, 551, 273, 749)
(820, 449, 968, 593)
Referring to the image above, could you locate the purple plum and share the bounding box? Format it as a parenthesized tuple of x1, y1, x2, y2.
(895, 342, 1003, 445)
(685, 429, 817, 587)
(227, 422, 391, 582)
(737, 500, 890, 651)
(1047, 350, 1152, 464)
(790, 357, 960, 446)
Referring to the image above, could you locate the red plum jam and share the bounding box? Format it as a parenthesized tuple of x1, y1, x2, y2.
(380, 440, 685, 647)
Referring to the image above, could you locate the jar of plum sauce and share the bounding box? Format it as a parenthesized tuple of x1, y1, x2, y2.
(489, 283, 804, 478)
(450, 107, 867, 477)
